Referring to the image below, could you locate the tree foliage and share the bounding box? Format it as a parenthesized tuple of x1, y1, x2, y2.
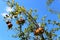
(2, 0, 60, 40)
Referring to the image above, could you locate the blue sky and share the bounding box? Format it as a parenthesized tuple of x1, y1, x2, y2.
(0, 0, 60, 40)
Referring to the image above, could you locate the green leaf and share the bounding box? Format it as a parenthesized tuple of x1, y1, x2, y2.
(28, 8, 33, 14)
(41, 15, 47, 21)
(34, 9, 37, 12)
(47, 0, 54, 6)
(58, 14, 60, 19)
(52, 20, 57, 25)
(41, 23, 46, 27)
(33, 16, 37, 20)
(7, 0, 11, 7)
(48, 8, 54, 13)
(24, 28, 28, 33)
(48, 20, 51, 24)
(52, 28, 60, 32)
(56, 23, 60, 26)
(52, 33, 57, 37)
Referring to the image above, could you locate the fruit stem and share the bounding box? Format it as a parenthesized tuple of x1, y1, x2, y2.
(23, 11, 39, 29)
(20, 24, 22, 33)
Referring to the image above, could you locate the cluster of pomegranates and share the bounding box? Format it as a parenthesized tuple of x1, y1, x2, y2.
(16, 18, 25, 25)
(6, 21, 13, 29)
(34, 27, 44, 35)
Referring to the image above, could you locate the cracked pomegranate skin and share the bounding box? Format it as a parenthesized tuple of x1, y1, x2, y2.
(20, 18, 24, 21)
(16, 19, 25, 24)
(8, 23, 12, 29)
(34, 27, 44, 35)
(19, 18, 25, 24)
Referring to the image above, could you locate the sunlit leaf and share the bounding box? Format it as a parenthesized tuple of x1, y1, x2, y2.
(41, 15, 47, 21)
(28, 8, 33, 14)
(33, 16, 37, 20)
(58, 14, 60, 19)
(52, 20, 57, 25)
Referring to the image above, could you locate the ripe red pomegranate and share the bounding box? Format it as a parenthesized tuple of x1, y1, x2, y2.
(34, 27, 44, 35)
(8, 23, 12, 29)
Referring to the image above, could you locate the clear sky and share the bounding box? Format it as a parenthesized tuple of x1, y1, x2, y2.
(0, 0, 60, 40)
